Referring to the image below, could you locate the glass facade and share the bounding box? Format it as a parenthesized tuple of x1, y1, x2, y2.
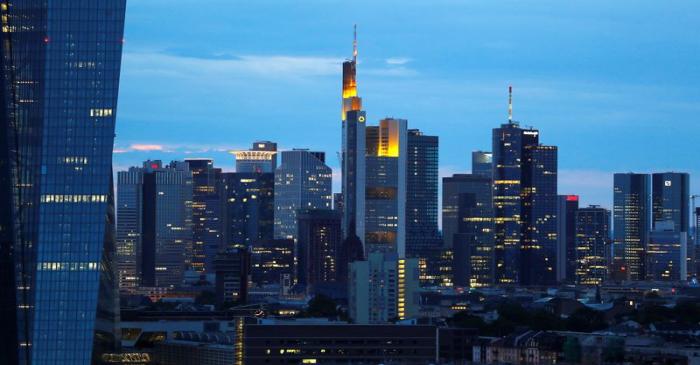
(557, 195, 579, 283)
(0, 1, 126, 364)
(574, 206, 610, 285)
(471, 151, 493, 177)
(613, 173, 651, 281)
(273, 150, 332, 241)
(220, 172, 274, 249)
(186, 159, 223, 274)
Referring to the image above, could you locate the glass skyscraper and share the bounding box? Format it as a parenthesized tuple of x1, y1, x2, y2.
(557, 195, 579, 283)
(220, 172, 275, 249)
(186, 159, 223, 274)
(574, 205, 611, 285)
(273, 150, 333, 241)
(613, 173, 651, 281)
(471, 151, 493, 177)
(492, 121, 558, 286)
(0, 1, 126, 363)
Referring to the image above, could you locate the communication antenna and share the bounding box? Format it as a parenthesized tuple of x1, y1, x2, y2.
(508, 85, 513, 122)
(353, 24, 358, 62)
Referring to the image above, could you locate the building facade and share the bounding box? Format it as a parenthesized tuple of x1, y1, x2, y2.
(232, 141, 277, 173)
(296, 209, 342, 296)
(273, 150, 332, 241)
(613, 173, 651, 281)
(117, 161, 194, 289)
(186, 159, 223, 274)
(214, 248, 250, 306)
(493, 121, 558, 286)
(472, 150, 493, 177)
(0, 2, 127, 363)
(557, 195, 579, 283)
(574, 206, 611, 285)
(348, 253, 420, 323)
(220, 172, 274, 249)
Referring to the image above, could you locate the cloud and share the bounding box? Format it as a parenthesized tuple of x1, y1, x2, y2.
(385, 57, 411, 65)
(114, 144, 164, 153)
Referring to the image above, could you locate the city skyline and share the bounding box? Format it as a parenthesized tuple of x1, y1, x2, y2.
(114, 1, 700, 211)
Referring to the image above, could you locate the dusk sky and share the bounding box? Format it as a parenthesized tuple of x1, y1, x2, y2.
(115, 0, 700, 214)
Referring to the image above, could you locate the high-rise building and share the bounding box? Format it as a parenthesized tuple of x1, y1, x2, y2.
(442, 174, 494, 287)
(647, 173, 689, 281)
(472, 151, 493, 177)
(220, 172, 274, 249)
(273, 150, 333, 241)
(341, 49, 366, 251)
(117, 161, 194, 289)
(348, 253, 420, 324)
(492, 89, 558, 286)
(364, 118, 408, 256)
(652, 173, 690, 233)
(557, 195, 579, 283)
(250, 239, 294, 287)
(574, 206, 611, 285)
(0, 3, 127, 362)
(613, 173, 651, 281)
(296, 210, 342, 296)
(214, 248, 250, 306)
(186, 159, 223, 274)
(405, 129, 441, 263)
(232, 141, 277, 173)
(647, 221, 687, 281)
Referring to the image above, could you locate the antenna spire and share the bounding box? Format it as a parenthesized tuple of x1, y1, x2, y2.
(508, 85, 513, 122)
(353, 24, 358, 62)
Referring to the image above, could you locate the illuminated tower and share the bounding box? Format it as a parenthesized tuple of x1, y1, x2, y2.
(613, 173, 651, 281)
(341, 26, 366, 252)
(232, 141, 277, 173)
(0, 2, 126, 363)
(492, 87, 558, 286)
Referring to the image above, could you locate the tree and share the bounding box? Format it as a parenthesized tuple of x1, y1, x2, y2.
(565, 307, 607, 332)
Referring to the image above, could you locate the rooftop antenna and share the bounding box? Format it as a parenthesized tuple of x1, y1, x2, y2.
(353, 24, 358, 63)
(508, 85, 513, 122)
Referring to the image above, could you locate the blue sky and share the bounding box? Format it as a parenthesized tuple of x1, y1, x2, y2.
(115, 0, 700, 211)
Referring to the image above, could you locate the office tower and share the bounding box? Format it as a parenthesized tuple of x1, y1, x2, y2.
(0, 3, 126, 362)
(365, 118, 408, 256)
(341, 29, 366, 250)
(296, 210, 342, 296)
(575, 206, 611, 285)
(232, 141, 277, 173)
(557, 195, 579, 283)
(186, 159, 223, 274)
(442, 174, 494, 287)
(647, 221, 687, 281)
(214, 248, 250, 306)
(647, 173, 689, 281)
(472, 151, 493, 177)
(220, 172, 274, 249)
(348, 253, 420, 324)
(250, 239, 294, 287)
(492, 89, 558, 285)
(453, 194, 495, 288)
(273, 150, 333, 241)
(613, 173, 651, 281)
(405, 129, 441, 262)
(652, 173, 689, 233)
(116, 161, 194, 289)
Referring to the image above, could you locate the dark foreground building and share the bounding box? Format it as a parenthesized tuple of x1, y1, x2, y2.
(0, 1, 127, 364)
(242, 322, 474, 364)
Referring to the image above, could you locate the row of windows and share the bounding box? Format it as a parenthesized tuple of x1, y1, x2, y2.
(41, 194, 107, 203)
(37, 261, 99, 271)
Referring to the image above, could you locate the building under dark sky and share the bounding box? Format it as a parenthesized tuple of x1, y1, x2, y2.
(0, 2, 127, 363)
(613, 173, 651, 281)
(493, 120, 558, 286)
(297, 209, 342, 296)
(557, 195, 579, 283)
(220, 172, 275, 249)
(575, 205, 610, 285)
(186, 159, 223, 274)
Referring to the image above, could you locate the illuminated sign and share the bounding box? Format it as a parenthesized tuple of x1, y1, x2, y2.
(358, 116, 365, 122)
(664, 180, 672, 187)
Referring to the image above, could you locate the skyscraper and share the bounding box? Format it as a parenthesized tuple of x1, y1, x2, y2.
(365, 118, 408, 256)
(214, 248, 250, 306)
(116, 161, 194, 289)
(273, 149, 333, 241)
(613, 173, 651, 281)
(575, 206, 611, 285)
(492, 88, 558, 285)
(296, 209, 342, 296)
(442, 174, 494, 287)
(341, 27, 366, 252)
(232, 141, 277, 173)
(405, 129, 441, 261)
(186, 159, 223, 274)
(0, 2, 126, 362)
(647, 172, 689, 281)
(557, 195, 579, 283)
(220, 172, 275, 249)
(472, 151, 493, 177)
